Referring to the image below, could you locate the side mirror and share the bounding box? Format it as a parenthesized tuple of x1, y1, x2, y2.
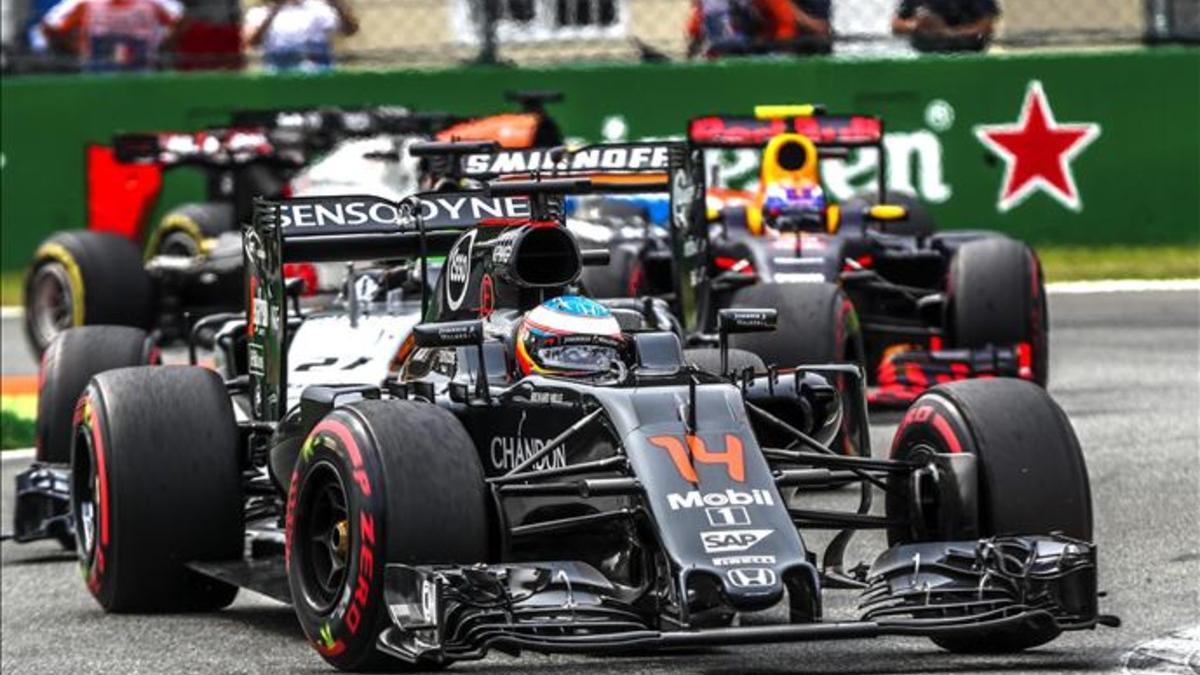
(412, 320, 484, 348)
(718, 308, 778, 334)
(716, 308, 777, 378)
(867, 204, 908, 222)
(411, 320, 490, 403)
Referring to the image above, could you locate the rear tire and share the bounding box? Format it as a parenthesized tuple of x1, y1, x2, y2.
(947, 237, 1048, 385)
(72, 366, 242, 612)
(36, 326, 153, 464)
(287, 400, 490, 671)
(886, 378, 1091, 652)
(24, 231, 153, 355)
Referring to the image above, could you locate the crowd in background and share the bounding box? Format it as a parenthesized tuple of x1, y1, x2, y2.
(0, 0, 1192, 75)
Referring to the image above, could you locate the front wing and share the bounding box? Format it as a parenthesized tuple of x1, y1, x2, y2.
(376, 535, 1112, 665)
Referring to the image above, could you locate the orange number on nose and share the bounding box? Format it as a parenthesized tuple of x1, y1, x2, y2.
(649, 434, 745, 483)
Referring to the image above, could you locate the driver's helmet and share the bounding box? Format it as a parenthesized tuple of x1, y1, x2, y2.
(761, 181, 826, 219)
(515, 295, 623, 376)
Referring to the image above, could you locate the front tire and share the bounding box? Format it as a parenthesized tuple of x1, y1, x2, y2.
(887, 378, 1091, 652)
(72, 366, 242, 612)
(287, 400, 490, 671)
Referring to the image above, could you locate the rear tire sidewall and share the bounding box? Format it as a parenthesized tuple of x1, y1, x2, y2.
(71, 366, 242, 612)
(24, 231, 154, 355)
(36, 326, 151, 464)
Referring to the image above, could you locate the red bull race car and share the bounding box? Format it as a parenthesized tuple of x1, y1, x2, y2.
(689, 105, 1048, 405)
(555, 105, 1047, 406)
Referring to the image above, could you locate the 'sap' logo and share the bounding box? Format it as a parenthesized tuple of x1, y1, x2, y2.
(726, 567, 777, 588)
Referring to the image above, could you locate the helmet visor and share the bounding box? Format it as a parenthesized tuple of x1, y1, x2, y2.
(536, 344, 619, 373)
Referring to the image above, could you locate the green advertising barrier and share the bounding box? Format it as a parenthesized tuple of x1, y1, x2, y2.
(1, 48, 1197, 271)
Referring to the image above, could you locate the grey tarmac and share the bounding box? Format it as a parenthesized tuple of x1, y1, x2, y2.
(2, 289, 1198, 674)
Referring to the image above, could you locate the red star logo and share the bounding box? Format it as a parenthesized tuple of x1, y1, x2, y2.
(974, 81, 1101, 212)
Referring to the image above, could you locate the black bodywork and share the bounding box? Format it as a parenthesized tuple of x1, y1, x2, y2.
(174, 170, 1108, 664)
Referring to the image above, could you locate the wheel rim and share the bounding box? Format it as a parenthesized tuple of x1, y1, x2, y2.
(295, 461, 351, 613)
(28, 263, 75, 348)
(72, 426, 98, 565)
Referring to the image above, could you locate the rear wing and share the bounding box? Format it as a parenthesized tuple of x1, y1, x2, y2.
(687, 114, 884, 148)
(112, 128, 289, 167)
(244, 189, 541, 420)
(231, 107, 457, 145)
(688, 113, 887, 200)
(430, 140, 708, 331)
(456, 142, 679, 188)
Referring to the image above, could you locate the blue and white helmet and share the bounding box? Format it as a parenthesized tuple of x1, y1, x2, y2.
(515, 295, 623, 376)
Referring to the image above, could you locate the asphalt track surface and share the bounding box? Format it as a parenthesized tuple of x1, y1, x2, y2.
(2, 289, 1198, 674)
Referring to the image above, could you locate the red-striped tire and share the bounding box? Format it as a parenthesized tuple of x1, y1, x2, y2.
(286, 400, 490, 671)
(71, 366, 242, 612)
(885, 378, 1091, 652)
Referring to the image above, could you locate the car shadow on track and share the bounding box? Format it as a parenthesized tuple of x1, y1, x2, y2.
(208, 603, 306, 641)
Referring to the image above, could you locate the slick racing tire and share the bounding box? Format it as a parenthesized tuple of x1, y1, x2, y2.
(947, 237, 1048, 386)
(36, 326, 155, 465)
(145, 202, 235, 258)
(886, 378, 1091, 653)
(683, 348, 765, 377)
(287, 400, 490, 671)
(24, 231, 154, 356)
(729, 282, 867, 458)
(72, 366, 242, 612)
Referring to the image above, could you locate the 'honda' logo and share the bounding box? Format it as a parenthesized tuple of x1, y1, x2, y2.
(726, 567, 777, 589)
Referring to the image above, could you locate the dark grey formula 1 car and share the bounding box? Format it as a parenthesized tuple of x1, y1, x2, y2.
(63, 174, 1115, 670)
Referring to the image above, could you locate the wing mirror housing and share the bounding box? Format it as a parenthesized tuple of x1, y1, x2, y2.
(413, 320, 484, 348)
(412, 320, 490, 403)
(716, 308, 777, 377)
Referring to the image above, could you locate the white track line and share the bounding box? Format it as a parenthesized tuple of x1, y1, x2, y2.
(1122, 625, 1200, 673)
(0, 307, 22, 319)
(1, 448, 35, 463)
(1047, 279, 1200, 295)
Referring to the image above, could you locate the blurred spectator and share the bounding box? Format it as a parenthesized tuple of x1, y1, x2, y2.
(687, 0, 831, 58)
(891, 0, 998, 52)
(40, 0, 183, 71)
(243, 0, 358, 72)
